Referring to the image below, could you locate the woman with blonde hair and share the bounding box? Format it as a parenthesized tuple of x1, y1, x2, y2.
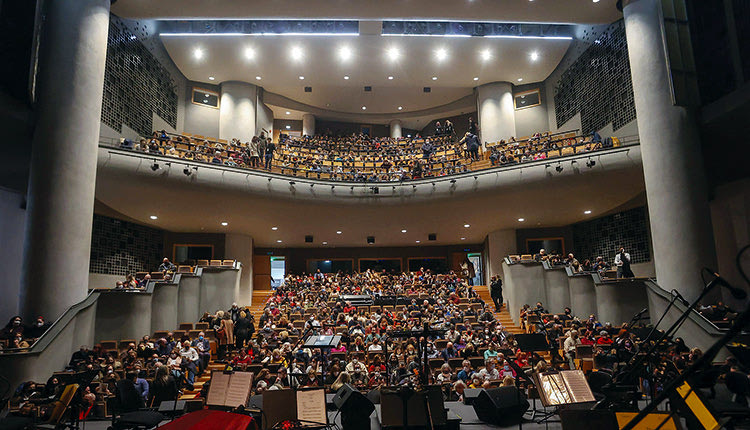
(330, 371, 351, 391)
(218, 312, 234, 360)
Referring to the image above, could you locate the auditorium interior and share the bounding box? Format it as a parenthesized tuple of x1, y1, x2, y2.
(1, 0, 750, 429)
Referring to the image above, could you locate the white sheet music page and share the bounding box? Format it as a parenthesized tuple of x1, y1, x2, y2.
(295, 389, 327, 425)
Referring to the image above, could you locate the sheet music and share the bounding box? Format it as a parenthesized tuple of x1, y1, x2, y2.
(295, 389, 327, 425)
(206, 371, 230, 406)
(225, 372, 254, 407)
(561, 370, 596, 403)
(539, 373, 572, 405)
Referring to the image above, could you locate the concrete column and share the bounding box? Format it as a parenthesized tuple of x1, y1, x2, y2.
(219, 81, 257, 142)
(302, 113, 316, 137)
(225, 233, 254, 305)
(476, 82, 516, 145)
(623, 0, 717, 301)
(485, 229, 516, 280)
(20, 0, 110, 320)
(389, 119, 403, 139)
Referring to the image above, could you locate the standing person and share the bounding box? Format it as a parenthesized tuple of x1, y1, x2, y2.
(468, 117, 479, 136)
(460, 257, 476, 286)
(218, 314, 234, 361)
(445, 120, 455, 139)
(149, 365, 179, 408)
(614, 247, 635, 278)
(264, 136, 276, 170)
(490, 276, 503, 311)
(460, 132, 480, 161)
(248, 136, 261, 168)
(234, 311, 251, 350)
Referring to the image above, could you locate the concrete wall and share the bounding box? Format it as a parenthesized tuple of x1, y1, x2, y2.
(485, 229, 517, 280)
(256, 100, 274, 137)
(225, 233, 254, 305)
(199, 268, 241, 316)
(151, 282, 179, 332)
(513, 83, 549, 138)
(177, 275, 201, 323)
(184, 81, 221, 139)
(544, 267, 571, 312)
(568, 275, 598, 318)
(88, 273, 122, 289)
(0, 188, 25, 318)
(503, 262, 548, 325)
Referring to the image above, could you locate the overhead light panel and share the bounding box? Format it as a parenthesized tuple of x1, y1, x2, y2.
(208, 76, 215, 81)
(473, 77, 479, 81)
(221, 222, 228, 226)
(584, 210, 592, 214)
(530, 51, 540, 61)
(344, 75, 350, 80)
(397, 106, 403, 110)
(338, 45, 352, 62)
(518, 218, 526, 222)
(386, 47, 400, 61)
(149, 215, 158, 220)
(290, 46, 304, 62)
(255, 76, 262, 80)
(271, 226, 278, 230)
(193, 48, 204, 60)
(435, 47, 448, 62)
(480, 49, 491, 61)
(244, 47, 255, 60)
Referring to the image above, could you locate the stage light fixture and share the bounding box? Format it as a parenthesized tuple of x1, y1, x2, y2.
(586, 158, 596, 168)
(555, 164, 563, 173)
(151, 162, 159, 171)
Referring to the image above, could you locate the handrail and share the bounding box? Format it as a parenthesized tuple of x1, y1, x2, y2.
(99, 140, 639, 188)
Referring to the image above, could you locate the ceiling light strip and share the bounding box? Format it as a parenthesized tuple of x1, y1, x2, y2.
(160, 32, 360, 37)
(380, 33, 571, 40)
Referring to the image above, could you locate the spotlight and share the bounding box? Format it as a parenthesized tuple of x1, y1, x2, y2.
(412, 185, 417, 189)
(586, 159, 596, 168)
(432, 182, 436, 186)
(473, 176, 478, 180)
(450, 179, 456, 184)
(183, 167, 190, 176)
(331, 185, 335, 190)
(350, 186, 354, 191)
(392, 186, 396, 191)
(555, 164, 563, 173)
(289, 181, 296, 185)
(151, 162, 159, 171)
(310, 184, 315, 188)
(545, 164, 551, 168)
(268, 178, 272, 182)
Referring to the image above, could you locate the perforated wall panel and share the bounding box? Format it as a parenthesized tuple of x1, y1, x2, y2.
(572, 207, 650, 265)
(89, 215, 164, 275)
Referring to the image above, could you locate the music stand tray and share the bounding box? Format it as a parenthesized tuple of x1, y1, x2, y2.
(515, 333, 550, 352)
(303, 335, 341, 349)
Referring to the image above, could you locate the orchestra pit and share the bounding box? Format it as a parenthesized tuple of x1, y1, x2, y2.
(1, 0, 750, 429)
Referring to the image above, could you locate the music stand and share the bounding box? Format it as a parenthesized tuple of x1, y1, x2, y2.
(515, 334, 551, 352)
(303, 334, 341, 387)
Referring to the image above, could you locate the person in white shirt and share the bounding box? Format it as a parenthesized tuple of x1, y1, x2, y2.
(345, 357, 368, 384)
(614, 247, 635, 278)
(563, 330, 581, 369)
(179, 341, 199, 387)
(477, 359, 500, 381)
(368, 339, 383, 352)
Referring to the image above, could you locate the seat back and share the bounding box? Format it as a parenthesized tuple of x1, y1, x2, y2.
(197, 260, 210, 266)
(210, 260, 222, 266)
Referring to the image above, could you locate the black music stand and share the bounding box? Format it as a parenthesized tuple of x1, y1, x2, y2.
(303, 334, 341, 387)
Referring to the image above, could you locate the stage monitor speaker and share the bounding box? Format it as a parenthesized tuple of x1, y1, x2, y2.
(472, 386, 530, 426)
(333, 384, 374, 429)
(380, 385, 447, 428)
(463, 388, 483, 405)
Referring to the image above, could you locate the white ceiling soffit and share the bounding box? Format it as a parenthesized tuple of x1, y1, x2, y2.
(95, 146, 645, 248)
(112, 0, 621, 25)
(162, 34, 569, 114)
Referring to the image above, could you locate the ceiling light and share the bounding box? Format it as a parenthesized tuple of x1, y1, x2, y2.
(584, 210, 592, 214)
(285, 125, 291, 129)
(517, 78, 523, 82)
(386, 47, 400, 61)
(244, 47, 255, 60)
(193, 48, 204, 60)
(518, 218, 526, 222)
(416, 240, 421, 243)
(344, 75, 350, 80)
(338, 46, 352, 62)
(593, 0, 600, 2)
(388, 76, 394, 80)
(435, 48, 448, 61)
(361, 106, 366, 110)
(255, 76, 262, 80)
(473, 77, 479, 81)
(461, 237, 466, 240)
(336, 231, 342, 234)
(480, 49, 491, 61)
(271, 227, 278, 230)
(401, 229, 407, 233)
(298, 76, 305, 80)
(530, 51, 540, 62)
(290, 46, 304, 61)
(221, 222, 228, 226)
(432, 76, 438, 81)
(285, 111, 291, 115)
(149, 215, 158, 220)
(463, 224, 470, 228)
(276, 240, 282, 243)
(322, 241, 328, 245)
(208, 76, 215, 81)
(398, 106, 403, 110)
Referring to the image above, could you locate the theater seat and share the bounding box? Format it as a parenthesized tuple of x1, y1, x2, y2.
(196, 260, 209, 267)
(209, 260, 222, 266)
(177, 265, 193, 273)
(221, 260, 234, 266)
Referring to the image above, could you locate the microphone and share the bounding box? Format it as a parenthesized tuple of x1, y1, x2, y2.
(636, 307, 648, 316)
(705, 269, 748, 300)
(670, 289, 690, 307)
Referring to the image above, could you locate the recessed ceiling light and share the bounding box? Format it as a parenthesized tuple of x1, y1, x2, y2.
(463, 224, 470, 228)
(584, 210, 592, 214)
(221, 222, 228, 226)
(336, 230, 342, 234)
(271, 226, 278, 230)
(338, 46, 352, 62)
(461, 237, 466, 240)
(518, 218, 526, 222)
(473, 77, 479, 81)
(529, 51, 539, 61)
(432, 76, 438, 80)
(255, 76, 262, 80)
(276, 239, 282, 243)
(149, 215, 158, 220)
(322, 241, 328, 245)
(344, 75, 350, 80)
(285, 125, 291, 129)
(592, 0, 600, 2)
(517, 78, 523, 82)
(480, 49, 491, 61)
(244, 47, 255, 60)
(361, 106, 366, 110)
(397, 106, 403, 110)
(193, 48, 204, 60)
(386, 47, 400, 61)
(298, 76, 305, 80)
(388, 76, 394, 80)
(401, 229, 407, 233)
(290, 46, 304, 61)
(208, 76, 215, 81)
(416, 240, 421, 243)
(285, 111, 291, 115)
(435, 48, 448, 61)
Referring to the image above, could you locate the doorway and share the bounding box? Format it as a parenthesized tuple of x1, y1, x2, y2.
(270, 256, 285, 289)
(468, 253, 483, 286)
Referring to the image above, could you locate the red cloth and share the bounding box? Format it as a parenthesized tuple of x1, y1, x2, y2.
(159, 409, 255, 430)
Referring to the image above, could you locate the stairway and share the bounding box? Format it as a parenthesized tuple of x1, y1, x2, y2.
(469, 158, 492, 171)
(473, 285, 524, 335)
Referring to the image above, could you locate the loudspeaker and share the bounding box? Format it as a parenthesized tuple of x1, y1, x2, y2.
(428, 233, 437, 241)
(332, 384, 374, 429)
(305, 235, 313, 243)
(367, 236, 375, 244)
(380, 385, 447, 427)
(472, 386, 530, 426)
(463, 388, 483, 405)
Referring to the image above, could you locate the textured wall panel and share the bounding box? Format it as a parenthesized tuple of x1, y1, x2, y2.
(572, 207, 650, 264)
(554, 21, 636, 133)
(89, 214, 164, 275)
(101, 17, 178, 136)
